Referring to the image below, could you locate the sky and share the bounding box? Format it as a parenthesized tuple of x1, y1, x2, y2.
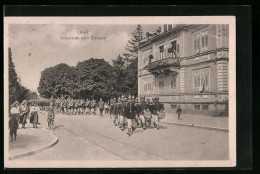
(8, 24, 159, 93)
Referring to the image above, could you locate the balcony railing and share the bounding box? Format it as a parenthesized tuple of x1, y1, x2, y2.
(145, 57, 180, 74)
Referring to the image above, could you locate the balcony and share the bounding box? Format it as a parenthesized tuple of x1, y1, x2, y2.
(145, 57, 180, 75)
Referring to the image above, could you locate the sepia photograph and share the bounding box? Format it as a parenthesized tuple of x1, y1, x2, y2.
(4, 16, 236, 168)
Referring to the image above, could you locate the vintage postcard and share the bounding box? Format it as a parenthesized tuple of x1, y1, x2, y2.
(4, 16, 236, 168)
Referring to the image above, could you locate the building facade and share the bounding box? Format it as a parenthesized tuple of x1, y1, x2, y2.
(138, 24, 229, 116)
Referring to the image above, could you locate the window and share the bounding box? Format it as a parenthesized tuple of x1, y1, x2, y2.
(202, 105, 209, 110)
(159, 80, 164, 90)
(194, 105, 200, 110)
(201, 31, 208, 51)
(193, 68, 210, 92)
(171, 77, 177, 90)
(194, 31, 208, 53)
(159, 45, 164, 60)
(148, 83, 152, 91)
(144, 83, 152, 91)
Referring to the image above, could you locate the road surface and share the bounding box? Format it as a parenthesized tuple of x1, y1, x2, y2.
(20, 112, 229, 161)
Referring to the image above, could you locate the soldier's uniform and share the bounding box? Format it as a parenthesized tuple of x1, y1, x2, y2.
(90, 99, 97, 115)
(64, 98, 69, 114)
(125, 96, 137, 136)
(79, 99, 85, 115)
(60, 95, 65, 114)
(74, 99, 80, 115)
(110, 98, 115, 119)
(85, 99, 90, 115)
(68, 99, 75, 115)
(119, 96, 127, 131)
(139, 97, 147, 130)
(150, 98, 160, 130)
(115, 97, 121, 126)
(98, 99, 105, 116)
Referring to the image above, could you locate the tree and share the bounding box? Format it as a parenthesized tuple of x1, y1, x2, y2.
(124, 24, 143, 59)
(38, 63, 77, 98)
(9, 47, 20, 104)
(112, 55, 129, 96)
(76, 58, 117, 100)
(9, 47, 31, 104)
(120, 25, 143, 96)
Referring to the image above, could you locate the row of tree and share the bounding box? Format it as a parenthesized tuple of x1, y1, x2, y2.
(37, 25, 144, 101)
(9, 48, 37, 105)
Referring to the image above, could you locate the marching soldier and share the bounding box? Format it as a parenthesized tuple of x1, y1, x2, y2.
(90, 99, 97, 115)
(134, 97, 141, 126)
(110, 97, 115, 119)
(98, 98, 105, 116)
(85, 98, 91, 115)
(74, 99, 80, 115)
(119, 95, 127, 131)
(64, 98, 69, 115)
(139, 97, 147, 130)
(68, 98, 75, 115)
(55, 97, 60, 114)
(115, 97, 121, 126)
(150, 98, 160, 130)
(79, 99, 85, 115)
(60, 95, 65, 114)
(125, 95, 137, 136)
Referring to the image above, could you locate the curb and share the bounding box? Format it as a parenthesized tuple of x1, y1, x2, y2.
(161, 121, 229, 133)
(9, 129, 59, 160)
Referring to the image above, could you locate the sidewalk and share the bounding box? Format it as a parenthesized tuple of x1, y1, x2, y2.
(160, 112, 229, 132)
(9, 121, 58, 160)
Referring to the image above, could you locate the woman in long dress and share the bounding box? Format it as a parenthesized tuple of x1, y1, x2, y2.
(19, 100, 29, 129)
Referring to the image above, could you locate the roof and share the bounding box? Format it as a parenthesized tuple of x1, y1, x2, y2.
(138, 25, 189, 49)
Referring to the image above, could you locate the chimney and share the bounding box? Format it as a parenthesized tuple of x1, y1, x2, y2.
(163, 24, 167, 33)
(168, 24, 172, 31)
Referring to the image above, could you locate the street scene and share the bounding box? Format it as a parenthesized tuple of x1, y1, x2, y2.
(11, 111, 228, 161)
(5, 17, 233, 167)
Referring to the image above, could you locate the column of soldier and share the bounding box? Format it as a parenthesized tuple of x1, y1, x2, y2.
(48, 94, 165, 136)
(49, 95, 102, 116)
(109, 94, 165, 136)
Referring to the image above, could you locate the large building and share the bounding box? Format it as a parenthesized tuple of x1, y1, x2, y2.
(138, 24, 229, 116)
